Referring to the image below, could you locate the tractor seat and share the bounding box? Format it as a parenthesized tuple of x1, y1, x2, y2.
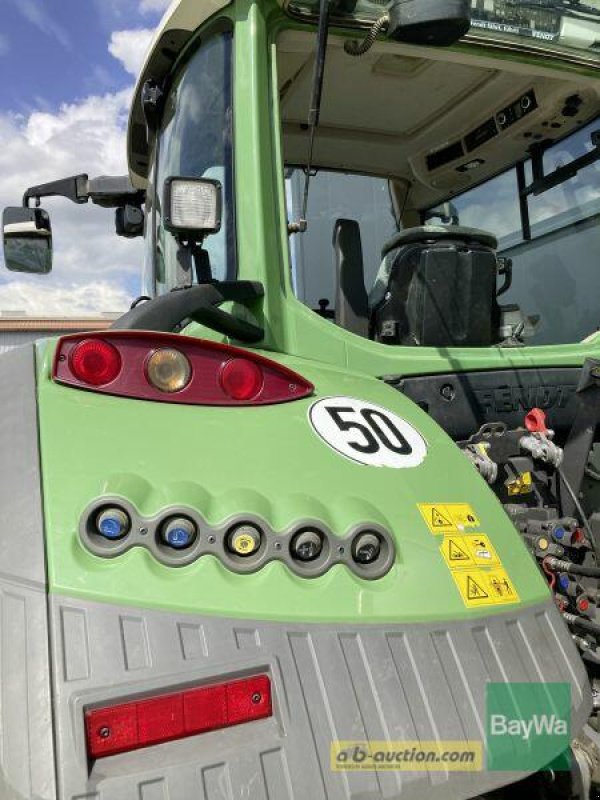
(369, 225, 500, 347)
(332, 218, 369, 337)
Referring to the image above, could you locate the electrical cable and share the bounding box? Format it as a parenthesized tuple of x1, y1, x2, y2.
(542, 556, 557, 590)
(344, 15, 390, 56)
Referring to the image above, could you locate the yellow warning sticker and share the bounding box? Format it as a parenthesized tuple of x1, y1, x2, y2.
(451, 568, 519, 607)
(418, 504, 456, 533)
(440, 536, 473, 568)
(440, 534, 500, 569)
(449, 504, 480, 529)
(418, 503, 480, 534)
(463, 534, 499, 567)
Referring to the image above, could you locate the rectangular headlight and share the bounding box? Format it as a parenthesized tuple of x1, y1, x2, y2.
(163, 177, 222, 236)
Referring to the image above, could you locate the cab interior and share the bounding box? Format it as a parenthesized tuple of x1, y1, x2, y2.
(277, 30, 600, 348)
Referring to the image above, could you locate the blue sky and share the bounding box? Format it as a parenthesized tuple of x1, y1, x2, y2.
(0, 0, 171, 314)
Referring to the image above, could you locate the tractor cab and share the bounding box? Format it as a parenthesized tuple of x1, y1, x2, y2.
(4, 1, 600, 799)
(277, 13, 600, 353)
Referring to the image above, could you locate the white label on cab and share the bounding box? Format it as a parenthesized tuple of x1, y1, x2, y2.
(309, 397, 427, 468)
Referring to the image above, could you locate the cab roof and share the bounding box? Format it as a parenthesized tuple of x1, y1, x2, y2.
(128, 0, 600, 210)
(127, 0, 232, 187)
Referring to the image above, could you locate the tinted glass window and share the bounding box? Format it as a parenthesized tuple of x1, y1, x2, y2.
(286, 169, 397, 311)
(154, 31, 234, 292)
(427, 120, 600, 345)
(450, 169, 522, 245)
(528, 124, 600, 231)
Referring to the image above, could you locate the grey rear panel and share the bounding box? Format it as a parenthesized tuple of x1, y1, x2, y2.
(0, 346, 55, 800)
(50, 594, 590, 800)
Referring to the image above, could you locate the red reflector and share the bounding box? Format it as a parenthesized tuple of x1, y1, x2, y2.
(85, 702, 138, 758)
(69, 338, 122, 386)
(227, 673, 271, 724)
(184, 685, 227, 734)
(219, 358, 263, 401)
(136, 694, 184, 747)
(85, 674, 272, 759)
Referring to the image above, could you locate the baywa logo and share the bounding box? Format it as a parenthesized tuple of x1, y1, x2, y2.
(486, 682, 571, 772)
(490, 713, 568, 740)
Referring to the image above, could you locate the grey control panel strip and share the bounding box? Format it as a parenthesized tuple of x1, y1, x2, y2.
(80, 497, 395, 579)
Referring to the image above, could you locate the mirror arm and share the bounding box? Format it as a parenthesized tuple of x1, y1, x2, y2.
(23, 174, 89, 208)
(22, 174, 145, 210)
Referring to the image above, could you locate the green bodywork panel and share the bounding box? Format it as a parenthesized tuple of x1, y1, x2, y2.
(36, 0, 600, 624)
(38, 338, 549, 623)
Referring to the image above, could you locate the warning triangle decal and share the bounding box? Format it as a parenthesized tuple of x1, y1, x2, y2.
(448, 539, 470, 561)
(432, 508, 452, 527)
(467, 575, 489, 600)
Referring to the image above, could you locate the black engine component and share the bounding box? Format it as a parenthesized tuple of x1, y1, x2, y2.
(387, 0, 471, 46)
(389, 367, 581, 440)
(371, 226, 500, 347)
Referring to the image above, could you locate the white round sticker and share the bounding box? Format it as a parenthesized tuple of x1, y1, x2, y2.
(309, 396, 427, 468)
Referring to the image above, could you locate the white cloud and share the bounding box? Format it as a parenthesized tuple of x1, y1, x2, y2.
(139, 0, 173, 13)
(0, 281, 131, 316)
(0, 89, 144, 314)
(109, 28, 155, 77)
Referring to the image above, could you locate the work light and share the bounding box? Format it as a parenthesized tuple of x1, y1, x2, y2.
(163, 177, 221, 237)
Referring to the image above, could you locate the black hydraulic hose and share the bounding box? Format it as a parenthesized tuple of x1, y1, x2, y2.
(558, 465, 600, 565)
(563, 611, 600, 638)
(545, 557, 600, 579)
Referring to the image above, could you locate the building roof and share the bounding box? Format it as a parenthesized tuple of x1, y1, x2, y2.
(0, 316, 117, 332)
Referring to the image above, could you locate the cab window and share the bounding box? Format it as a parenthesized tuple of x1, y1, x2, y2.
(154, 29, 235, 293)
(439, 119, 600, 345)
(286, 168, 397, 312)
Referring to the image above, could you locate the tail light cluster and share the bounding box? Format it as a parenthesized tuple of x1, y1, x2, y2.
(53, 332, 314, 406)
(81, 500, 396, 580)
(85, 674, 272, 759)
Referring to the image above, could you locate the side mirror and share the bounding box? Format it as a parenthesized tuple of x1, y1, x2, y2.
(3, 207, 53, 274)
(387, 0, 471, 46)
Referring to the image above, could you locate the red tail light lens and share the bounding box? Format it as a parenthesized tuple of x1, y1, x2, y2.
(69, 338, 122, 386)
(85, 674, 272, 759)
(53, 332, 313, 405)
(219, 358, 263, 401)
